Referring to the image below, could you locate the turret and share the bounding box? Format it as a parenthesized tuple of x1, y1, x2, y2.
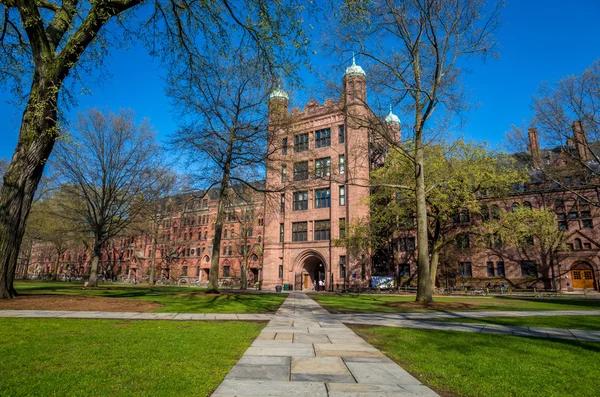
(343, 54, 366, 104)
(385, 105, 401, 141)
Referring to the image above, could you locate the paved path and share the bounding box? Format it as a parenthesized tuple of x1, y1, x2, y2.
(1, 307, 599, 342)
(212, 293, 439, 397)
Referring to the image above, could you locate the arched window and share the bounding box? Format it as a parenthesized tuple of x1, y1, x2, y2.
(523, 201, 532, 209)
(230, 228, 235, 238)
(511, 202, 520, 212)
(554, 199, 564, 208)
(574, 238, 582, 250)
(223, 229, 228, 239)
(258, 235, 262, 243)
(491, 205, 500, 220)
(203, 255, 210, 263)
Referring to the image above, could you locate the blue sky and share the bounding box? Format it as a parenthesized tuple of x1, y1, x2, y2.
(1, 0, 599, 160)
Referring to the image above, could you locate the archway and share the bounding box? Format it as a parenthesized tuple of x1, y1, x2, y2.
(295, 251, 327, 291)
(570, 262, 596, 290)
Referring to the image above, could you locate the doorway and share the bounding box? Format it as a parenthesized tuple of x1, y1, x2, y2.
(570, 263, 596, 289)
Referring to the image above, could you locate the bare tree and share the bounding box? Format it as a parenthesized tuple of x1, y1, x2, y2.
(169, 41, 274, 294)
(25, 187, 85, 280)
(0, 0, 309, 299)
(330, 0, 502, 301)
(531, 59, 600, 203)
(54, 108, 166, 287)
(233, 200, 262, 290)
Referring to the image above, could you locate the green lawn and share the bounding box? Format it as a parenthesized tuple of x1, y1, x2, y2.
(311, 293, 600, 313)
(0, 318, 263, 397)
(352, 325, 600, 397)
(14, 282, 287, 313)
(429, 315, 600, 330)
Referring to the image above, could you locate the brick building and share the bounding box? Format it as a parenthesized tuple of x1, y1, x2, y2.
(22, 59, 600, 292)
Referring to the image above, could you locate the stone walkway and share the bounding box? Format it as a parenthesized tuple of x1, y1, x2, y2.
(212, 293, 439, 396)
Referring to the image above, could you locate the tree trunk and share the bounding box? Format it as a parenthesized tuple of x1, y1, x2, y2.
(149, 233, 157, 285)
(87, 241, 102, 287)
(0, 82, 59, 299)
(53, 254, 61, 281)
(241, 255, 248, 290)
(415, 146, 432, 302)
(430, 250, 440, 292)
(207, 192, 226, 293)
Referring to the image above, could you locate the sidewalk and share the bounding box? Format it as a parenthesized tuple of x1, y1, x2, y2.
(212, 292, 438, 397)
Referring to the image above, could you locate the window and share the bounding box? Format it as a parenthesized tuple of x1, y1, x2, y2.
(282, 137, 288, 155)
(292, 222, 307, 242)
(480, 205, 489, 221)
(338, 125, 345, 144)
(223, 265, 230, 277)
(459, 209, 470, 224)
(487, 262, 495, 277)
(197, 247, 201, 256)
(222, 245, 227, 255)
(583, 242, 592, 250)
(223, 229, 228, 239)
(281, 165, 287, 183)
(339, 155, 345, 174)
(182, 266, 188, 276)
(568, 212, 578, 219)
(258, 218, 264, 226)
(574, 238, 582, 250)
(399, 237, 416, 251)
(458, 262, 472, 277)
(554, 199, 564, 209)
(280, 194, 285, 212)
(228, 245, 232, 256)
(493, 234, 502, 248)
(521, 261, 537, 277)
(398, 264, 410, 277)
(314, 220, 330, 241)
(523, 201, 532, 209)
(511, 202, 520, 212)
(315, 157, 331, 177)
(339, 256, 346, 279)
(293, 191, 308, 210)
(203, 231, 208, 240)
(339, 186, 346, 206)
(581, 211, 591, 219)
(279, 264, 283, 279)
(558, 221, 568, 231)
(196, 267, 201, 277)
(315, 188, 331, 208)
(456, 234, 470, 249)
(491, 205, 500, 220)
(497, 262, 505, 277)
(294, 161, 308, 181)
(279, 223, 284, 243)
(582, 219, 593, 229)
(294, 133, 308, 152)
(203, 199, 208, 209)
(315, 128, 331, 148)
(339, 218, 346, 238)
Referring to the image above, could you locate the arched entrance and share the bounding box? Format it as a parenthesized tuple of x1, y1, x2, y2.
(570, 262, 596, 290)
(295, 251, 327, 291)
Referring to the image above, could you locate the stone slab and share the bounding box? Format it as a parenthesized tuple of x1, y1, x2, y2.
(346, 361, 422, 386)
(212, 380, 328, 397)
(237, 355, 290, 366)
(326, 382, 438, 397)
(291, 357, 350, 376)
(293, 334, 331, 344)
(244, 346, 315, 357)
(227, 364, 290, 381)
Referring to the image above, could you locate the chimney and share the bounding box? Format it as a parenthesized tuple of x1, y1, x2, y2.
(527, 127, 542, 168)
(572, 120, 589, 161)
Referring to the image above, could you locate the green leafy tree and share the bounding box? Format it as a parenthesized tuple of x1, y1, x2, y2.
(332, 0, 503, 301)
(482, 207, 569, 289)
(340, 139, 525, 292)
(0, 0, 310, 298)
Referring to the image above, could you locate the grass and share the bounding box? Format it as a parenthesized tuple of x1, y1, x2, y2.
(311, 293, 600, 313)
(0, 318, 263, 397)
(429, 315, 600, 330)
(351, 325, 600, 397)
(14, 281, 287, 313)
